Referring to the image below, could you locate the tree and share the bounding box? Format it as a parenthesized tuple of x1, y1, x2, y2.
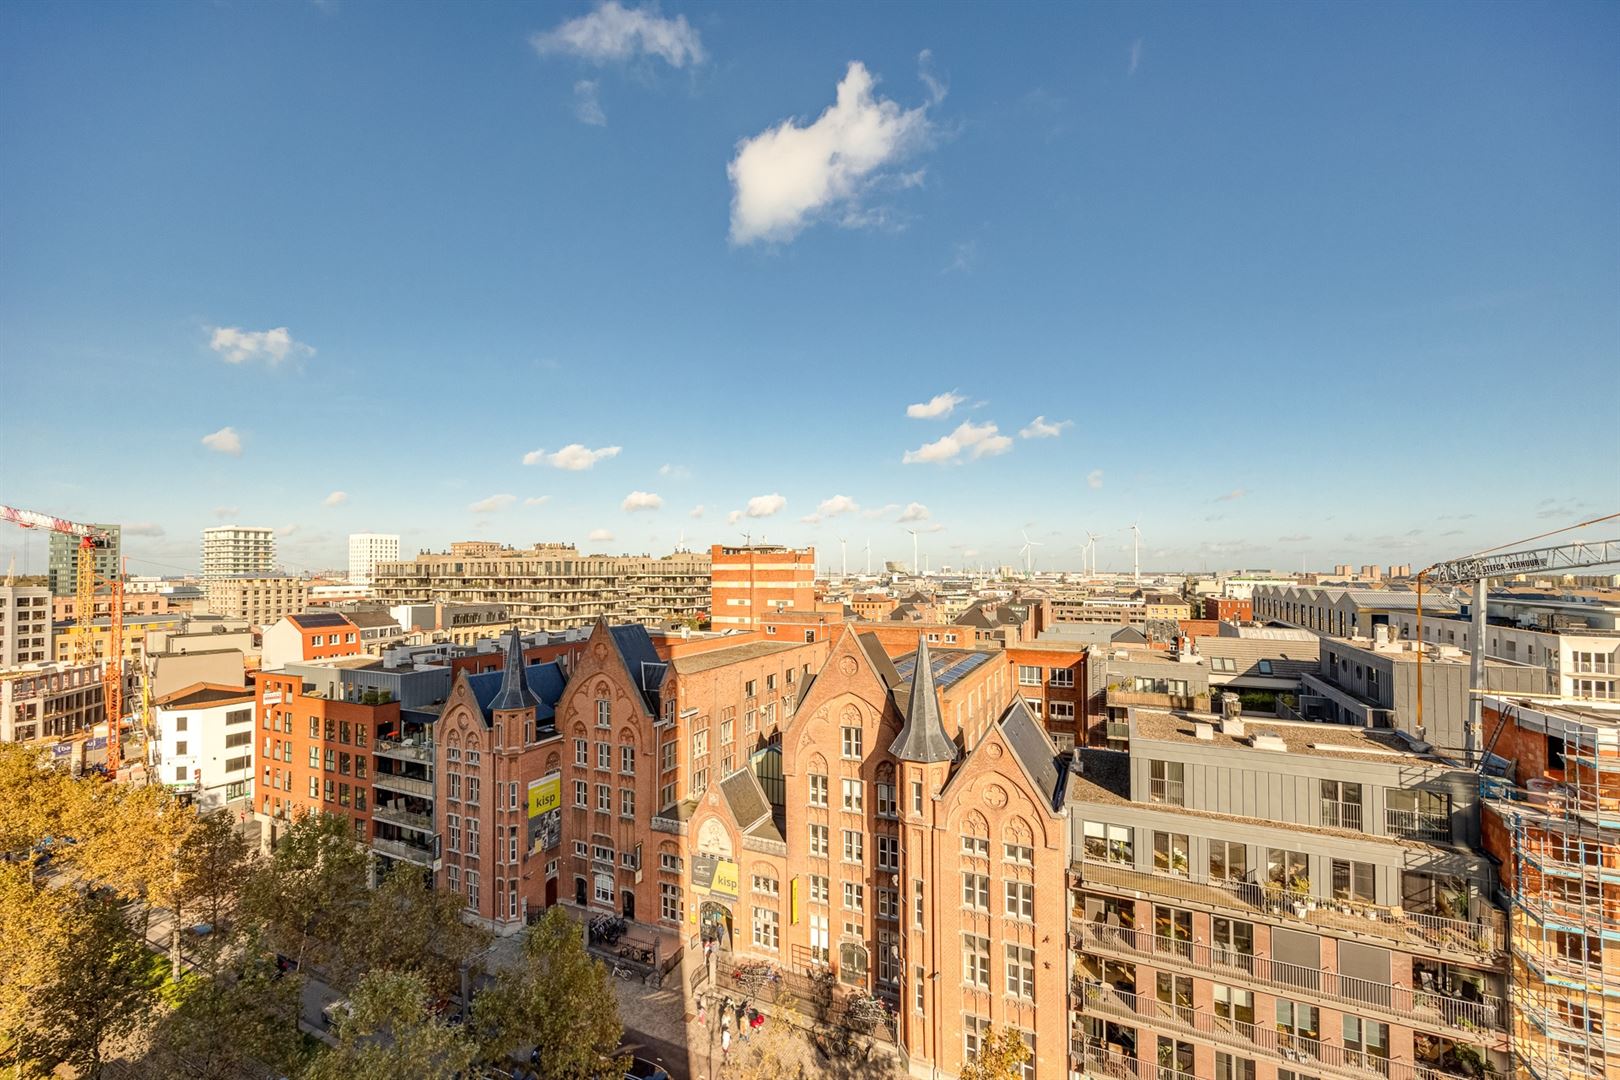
(0, 742, 73, 856)
(23, 889, 163, 1079)
(173, 809, 257, 975)
(337, 863, 491, 999)
(0, 862, 73, 1076)
(471, 907, 629, 1080)
(301, 970, 478, 1080)
(959, 1025, 1031, 1080)
(239, 810, 370, 979)
(144, 956, 307, 1080)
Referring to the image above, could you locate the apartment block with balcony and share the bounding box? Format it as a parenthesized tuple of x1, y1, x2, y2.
(0, 583, 53, 666)
(1069, 709, 1510, 1080)
(1085, 647, 1211, 748)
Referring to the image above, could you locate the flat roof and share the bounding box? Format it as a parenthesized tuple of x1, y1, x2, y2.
(1131, 709, 1450, 764)
(670, 640, 805, 674)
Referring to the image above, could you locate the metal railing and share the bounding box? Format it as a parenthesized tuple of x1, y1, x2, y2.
(1148, 779, 1185, 806)
(372, 772, 433, 799)
(1386, 808, 1451, 842)
(1076, 981, 1506, 1080)
(1322, 800, 1365, 832)
(370, 835, 434, 865)
(372, 803, 434, 833)
(374, 737, 434, 763)
(1070, 921, 1506, 1036)
(1074, 862, 1504, 962)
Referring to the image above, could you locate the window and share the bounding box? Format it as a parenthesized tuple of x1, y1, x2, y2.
(876, 834, 899, 871)
(839, 942, 868, 985)
(1257, 660, 1274, 675)
(691, 728, 709, 758)
(809, 874, 829, 903)
(1320, 780, 1364, 831)
(573, 780, 588, 807)
(1017, 665, 1041, 686)
(877, 887, 898, 920)
(962, 934, 990, 988)
(1049, 700, 1075, 721)
(1267, 848, 1309, 891)
(660, 883, 681, 922)
(875, 782, 897, 817)
(1211, 656, 1238, 673)
(1331, 859, 1376, 903)
(596, 784, 611, 812)
(1215, 1053, 1256, 1080)
(1343, 1017, 1388, 1066)
(961, 833, 990, 858)
(752, 906, 779, 950)
(1048, 667, 1074, 687)
(309, 776, 319, 798)
(596, 699, 610, 727)
(1004, 842, 1033, 865)
(467, 827, 480, 857)
(877, 929, 899, 985)
(594, 874, 614, 905)
(745, 679, 757, 697)
(467, 870, 480, 908)
(1004, 880, 1035, 920)
(1153, 831, 1190, 877)
(448, 814, 462, 852)
(509, 828, 519, 863)
(574, 739, 588, 765)
(620, 787, 634, 817)
(1214, 985, 1254, 1025)
(842, 829, 864, 864)
(573, 840, 588, 857)
(619, 744, 634, 774)
(841, 726, 863, 759)
(911, 781, 924, 814)
(1083, 821, 1133, 864)
(720, 718, 734, 746)
(840, 778, 865, 813)
(753, 874, 780, 897)
(1005, 944, 1035, 999)
(843, 881, 865, 912)
(1387, 789, 1451, 840)
(962, 872, 990, 911)
(1277, 1000, 1321, 1045)
(808, 824, 829, 858)
(1023, 698, 1043, 718)
(596, 742, 610, 770)
(1210, 840, 1247, 882)
(809, 914, 829, 962)
(466, 777, 480, 805)
(447, 865, 460, 894)
(175, 740, 189, 756)
(1149, 760, 1185, 805)
(915, 965, 927, 1014)
(965, 1015, 991, 1060)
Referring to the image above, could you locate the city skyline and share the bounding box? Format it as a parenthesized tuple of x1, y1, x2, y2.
(2, 2, 1617, 574)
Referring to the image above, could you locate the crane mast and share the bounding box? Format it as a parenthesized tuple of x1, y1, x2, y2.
(1, 504, 126, 776)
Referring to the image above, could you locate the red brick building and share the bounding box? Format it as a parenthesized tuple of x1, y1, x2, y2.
(709, 544, 816, 631)
(1200, 596, 1253, 622)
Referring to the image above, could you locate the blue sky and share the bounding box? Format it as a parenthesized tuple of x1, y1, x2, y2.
(2, 1, 1616, 577)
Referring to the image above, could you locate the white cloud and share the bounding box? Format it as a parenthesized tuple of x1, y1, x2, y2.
(659, 463, 691, 479)
(209, 326, 314, 366)
(468, 494, 517, 513)
(524, 496, 551, 507)
(213, 506, 239, 519)
(726, 510, 743, 526)
(1086, 469, 1104, 490)
(524, 443, 622, 470)
(799, 513, 822, 525)
(816, 494, 860, 518)
(1019, 415, 1071, 439)
(587, 528, 615, 542)
(906, 391, 964, 419)
(942, 240, 975, 274)
(745, 493, 786, 518)
(689, 504, 705, 519)
(902, 419, 1011, 464)
(1215, 488, 1248, 503)
(862, 502, 899, 520)
(201, 426, 242, 456)
(728, 61, 936, 245)
(622, 491, 663, 512)
(276, 523, 300, 538)
(573, 79, 607, 125)
(1129, 38, 1144, 76)
(123, 522, 165, 538)
(898, 502, 930, 523)
(531, 2, 705, 67)
(323, 491, 348, 507)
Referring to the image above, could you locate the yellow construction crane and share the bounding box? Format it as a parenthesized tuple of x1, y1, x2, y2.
(1, 504, 127, 776)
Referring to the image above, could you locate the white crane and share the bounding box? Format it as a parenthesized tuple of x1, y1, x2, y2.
(1019, 529, 1044, 578)
(905, 528, 920, 576)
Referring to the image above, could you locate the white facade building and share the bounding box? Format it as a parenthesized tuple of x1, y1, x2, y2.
(0, 584, 53, 667)
(201, 526, 275, 581)
(152, 684, 256, 811)
(347, 533, 399, 587)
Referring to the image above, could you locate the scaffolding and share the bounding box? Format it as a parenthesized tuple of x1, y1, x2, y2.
(1479, 699, 1619, 1080)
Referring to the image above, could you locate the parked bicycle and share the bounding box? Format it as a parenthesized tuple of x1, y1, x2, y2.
(618, 943, 654, 965)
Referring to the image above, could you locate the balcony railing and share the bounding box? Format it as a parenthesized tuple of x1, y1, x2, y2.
(1386, 808, 1452, 842)
(372, 772, 433, 799)
(1076, 981, 1506, 1080)
(1107, 690, 1211, 711)
(1070, 921, 1506, 1037)
(374, 737, 434, 763)
(1321, 800, 1365, 832)
(372, 803, 434, 833)
(1074, 861, 1504, 962)
(371, 835, 434, 866)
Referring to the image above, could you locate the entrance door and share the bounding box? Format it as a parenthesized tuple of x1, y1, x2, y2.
(545, 877, 558, 907)
(622, 889, 635, 921)
(574, 877, 587, 905)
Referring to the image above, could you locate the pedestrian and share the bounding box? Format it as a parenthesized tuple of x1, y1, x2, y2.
(696, 994, 707, 1026)
(721, 1026, 731, 1060)
(750, 1008, 765, 1036)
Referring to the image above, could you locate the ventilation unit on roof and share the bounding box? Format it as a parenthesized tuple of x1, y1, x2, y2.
(1250, 734, 1287, 752)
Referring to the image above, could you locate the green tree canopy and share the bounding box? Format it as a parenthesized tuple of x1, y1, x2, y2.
(301, 969, 478, 1080)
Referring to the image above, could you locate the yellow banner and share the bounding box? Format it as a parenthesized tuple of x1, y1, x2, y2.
(528, 775, 560, 817)
(710, 858, 739, 899)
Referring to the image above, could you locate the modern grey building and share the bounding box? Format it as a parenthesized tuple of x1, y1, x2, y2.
(48, 523, 120, 597)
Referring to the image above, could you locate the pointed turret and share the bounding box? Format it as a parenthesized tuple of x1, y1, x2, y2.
(889, 635, 957, 763)
(488, 628, 537, 713)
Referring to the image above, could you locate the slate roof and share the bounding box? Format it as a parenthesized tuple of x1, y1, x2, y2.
(997, 697, 1065, 812)
(488, 628, 538, 714)
(153, 683, 254, 708)
(343, 608, 401, 630)
(610, 623, 666, 713)
(955, 600, 1028, 630)
(889, 636, 958, 764)
(719, 768, 772, 833)
(1195, 634, 1319, 680)
(469, 630, 565, 727)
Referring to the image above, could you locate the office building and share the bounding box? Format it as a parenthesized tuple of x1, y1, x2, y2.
(152, 683, 256, 812)
(48, 523, 120, 597)
(0, 583, 52, 666)
(201, 526, 275, 581)
(709, 544, 817, 630)
(348, 533, 400, 587)
(206, 575, 309, 627)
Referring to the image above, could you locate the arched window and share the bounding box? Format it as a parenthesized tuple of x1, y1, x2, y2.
(839, 943, 869, 985)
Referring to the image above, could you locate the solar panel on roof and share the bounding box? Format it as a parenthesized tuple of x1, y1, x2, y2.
(293, 612, 350, 628)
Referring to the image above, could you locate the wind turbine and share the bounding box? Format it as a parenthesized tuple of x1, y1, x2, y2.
(1130, 521, 1142, 584)
(906, 528, 919, 576)
(1019, 529, 1044, 579)
(1085, 531, 1101, 578)
(837, 536, 848, 578)
(865, 538, 872, 576)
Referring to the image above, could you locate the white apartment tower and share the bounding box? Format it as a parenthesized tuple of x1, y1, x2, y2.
(347, 533, 399, 587)
(0, 583, 54, 667)
(201, 526, 275, 581)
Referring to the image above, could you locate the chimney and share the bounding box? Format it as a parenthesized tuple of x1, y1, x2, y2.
(1219, 692, 1245, 737)
(1374, 624, 1389, 647)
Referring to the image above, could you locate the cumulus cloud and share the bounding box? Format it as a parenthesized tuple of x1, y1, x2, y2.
(902, 420, 1011, 464)
(323, 491, 348, 507)
(209, 326, 315, 366)
(817, 495, 859, 518)
(862, 503, 899, 520)
(1214, 488, 1248, 502)
(659, 463, 691, 479)
(726, 510, 743, 526)
(123, 522, 165, 538)
(1086, 469, 1104, 490)
(201, 426, 242, 456)
(531, 1, 706, 67)
(728, 60, 936, 245)
(898, 502, 931, 523)
(906, 391, 964, 419)
(524, 444, 622, 470)
(573, 79, 607, 125)
(468, 494, 517, 513)
(587, 528, 615, 542)
(622, 491, 663, 512)
(689, 505, 705, 519)
(1020, 416, 1071, 439)
(524, 496, 551, 507)
(744, 493, 786, 518)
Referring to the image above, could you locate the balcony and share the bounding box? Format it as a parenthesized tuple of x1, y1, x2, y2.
(1073, 861, 1504, 963)
(1075, 980, 1506, 1080)
(1070, 921, 1506, 1040)
(372, 803, 434, 833)
(371, 835, 434, 866)
(372, 772, 433, 799)
(374, 737, 434, 764)
(1387, 808, 1452, 843)
(1107, 690, 1211, 712)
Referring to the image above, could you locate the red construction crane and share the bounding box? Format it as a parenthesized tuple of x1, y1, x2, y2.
(1, 505, 125, 776)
